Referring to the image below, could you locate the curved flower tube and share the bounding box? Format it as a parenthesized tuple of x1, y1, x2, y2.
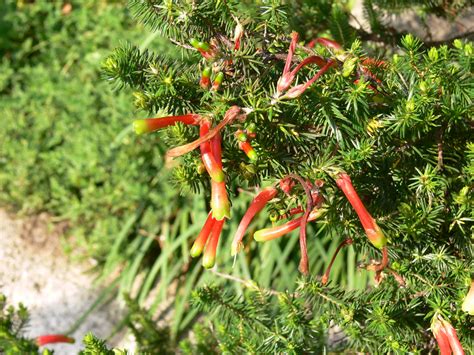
(190, 212, 215, 257)
(133, 114, 199, 135)
(36, 334, 75, 346)
(335, 173, 387, 249)
(254, 208, 324, 242)
(231, 187, 278, 255)
(202, 219, 225, 268)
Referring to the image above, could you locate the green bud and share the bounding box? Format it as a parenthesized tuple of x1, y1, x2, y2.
(342, 57, 357, 77)
(189, 38, 200, 49)
(428, 47, 438, 62)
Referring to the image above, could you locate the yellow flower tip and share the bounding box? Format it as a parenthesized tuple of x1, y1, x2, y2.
(133, 120, 148, 135)
(202, 254, 216, 269)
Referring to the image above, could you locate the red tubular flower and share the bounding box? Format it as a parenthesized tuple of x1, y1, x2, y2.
(202, 218, 225, 268)
(432, 319, 452, 355)
(335, 173, 386, 249)
(281, 59, 336, 100)
(277, 55, 327, 94)
(211, 131, 223, 169)
(200, 67, 212, 89)
(231, 187, 278, 255)
(36, 334, 75, 346)
(211, 181, 231, 220)
(190, 212, 215, 257)
(209, 132, 230, 221)
(254, 208, 324, 242)
(200, 120, 224, 182)
(432, 316, 465, 355)
(133, 114, 199, 135)
(239, 141, 258, 161)
(441, 318, 465, 355)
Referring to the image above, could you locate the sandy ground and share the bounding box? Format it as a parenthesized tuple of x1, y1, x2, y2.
(0, 209, 131, 354)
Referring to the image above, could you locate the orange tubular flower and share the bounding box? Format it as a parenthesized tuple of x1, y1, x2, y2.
(200, 120, 224, 182)
(190, 212, 215, 257)
(209, 133, 230, 221)
(432, 315, 465, 355)
(239, 141, 258, 161)
(277, 55, 328, 94)
(231, 187, 278, 255)
(335, 173, 386, 249)
(281, 59, 336, 100)
(202, 218, 225, 268)
(133, 114, 199, 135)
(36, 334, 75, 347)
(432, 319, 452, 355)
(254, 208, 324, 242)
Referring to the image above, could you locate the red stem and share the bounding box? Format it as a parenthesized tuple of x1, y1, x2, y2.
(321, 238, 353, 285)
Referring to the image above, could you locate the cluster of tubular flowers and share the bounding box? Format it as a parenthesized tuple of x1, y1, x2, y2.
(232, 171, 389, 279)
(192, 21, 244, 93)
(273, 31, 337, 101)
(133, 107, 244, 268)
(132, 30, 391, 274)
(431, 315, 465, 355)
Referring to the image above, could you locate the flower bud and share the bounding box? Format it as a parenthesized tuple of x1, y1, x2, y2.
(200, 120, 225, 182)
(200, 67, 212, 89)
(239, 141, 258, 161)
(212, 72, 224, 91)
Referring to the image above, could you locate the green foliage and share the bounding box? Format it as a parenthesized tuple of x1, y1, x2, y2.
(0, 295, 40, 355)
(104, 0, 473, 352)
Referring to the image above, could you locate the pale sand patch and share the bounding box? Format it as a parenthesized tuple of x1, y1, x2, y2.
(0, 209, 134, 354)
